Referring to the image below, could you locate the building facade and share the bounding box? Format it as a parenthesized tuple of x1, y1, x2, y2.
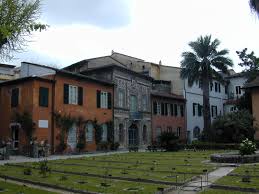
(0, 62, 113, 153)
(67, 63, 153, 149)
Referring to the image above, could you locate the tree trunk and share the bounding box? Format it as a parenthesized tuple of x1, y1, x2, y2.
(202, 75, 211, 141)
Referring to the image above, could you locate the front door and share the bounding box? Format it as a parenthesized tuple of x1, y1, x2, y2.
(11, 125, 19, 149)
(128, 124, 138, 146)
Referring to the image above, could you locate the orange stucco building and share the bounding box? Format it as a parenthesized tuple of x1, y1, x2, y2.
(0, 67, 113, 154)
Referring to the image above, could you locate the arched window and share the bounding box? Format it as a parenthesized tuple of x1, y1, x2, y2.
(143, 125, 147, 143)
(193, 127, 200, 139)
(101, 124, 108, 141)
(119, 124, 124, 143)
(86, 122, 94, 142)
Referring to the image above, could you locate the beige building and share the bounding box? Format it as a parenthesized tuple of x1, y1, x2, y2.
(0, 64, 17, 82)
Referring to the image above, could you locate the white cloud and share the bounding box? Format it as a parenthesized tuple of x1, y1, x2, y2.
(1, 0, 259, 72)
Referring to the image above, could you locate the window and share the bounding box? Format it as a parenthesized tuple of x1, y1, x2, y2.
(211, 105, 218, 118)
(143, 125, 147, 143)
(167, 104, 171, 116)
(119, 124, 124, 143)
(193, 103, 197, 116)
(97, 90, 111, 109)
(86, 122, 94, 142)
(167, 126, 172, 133)
(101, 124, 108, 141)
(225, 85, 228, 94)
(153, 101, 157, 115)
(69, 85, 78, 104)
(39, 87, 49, 107)
(210, 83, 213, 91)
(180, 105, 184, 117)
(161, 102, 165, 115)
(193, 127, 200, 138)
(11, 88, 19, 107)
(177, 127, 181, 137)
(215, 82, 218, 92)
(64, 84, 83, 105)
(156, 127, 161, 140)
(118, 89, 125, 108)
(164, 103, 168, 116)
(198, 80, 202, 88)
(236, 86, 241, 95)
(157, 102, 161, 115)
(130, 95, 138, 112)
(219, 83, 221, 93)
(142, 95, 148, 111)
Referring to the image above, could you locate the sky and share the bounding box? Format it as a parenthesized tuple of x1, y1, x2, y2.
(1, 0, 259, 72)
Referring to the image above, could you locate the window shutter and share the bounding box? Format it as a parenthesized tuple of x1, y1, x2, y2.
(64, 84, 69, 104)
(161, 103, 165, 115)
(78, 87, 83, 105)
(108, 92, 112, 109)
(165, 103, 168, 115)
(215, 106, 218, 116)
(11, 88, 19, 107)
(180, 105, 184, 117)
(170, 104, 174, 116)
(174, 104, 178, 116)
(198, 104, 202, 116)
(153, 102, 157, 115)
(219, 84, 221, 93)
(97, 90, 101, 108)
(211, 106, 214, 117)
(193, 103, 196, 116)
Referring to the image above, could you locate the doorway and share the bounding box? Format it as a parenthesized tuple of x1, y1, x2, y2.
(128, 124, 138, 146)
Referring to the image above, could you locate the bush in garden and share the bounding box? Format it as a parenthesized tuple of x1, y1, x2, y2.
(39, 160, 51, 178)
(239, 138, 257, 155)
(23, 167, 32, 175)
(211, 110, 256, 143)
(158, 131, 179, 151)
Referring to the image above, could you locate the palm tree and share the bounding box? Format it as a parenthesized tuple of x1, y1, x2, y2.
(250, 0, 259, 17)
(180, 35, 233, 140)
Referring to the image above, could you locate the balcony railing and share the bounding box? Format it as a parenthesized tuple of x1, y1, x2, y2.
(129, 112, 143, 120)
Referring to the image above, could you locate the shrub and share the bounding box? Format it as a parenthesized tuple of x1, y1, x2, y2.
(184, 141, 239, 150)
(159, 132, 179, 151)
(211, 110, 256, 143)
(23, 167, 32, 175)
(239, 138, 257, 155)
(110, 142, 120, 150)
(39, 160, 51, 178)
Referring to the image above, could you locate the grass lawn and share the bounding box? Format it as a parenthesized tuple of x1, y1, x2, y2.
(215, 164, 259, 190)
(0, 151, 225, 194)
(0, 180, 56, 194)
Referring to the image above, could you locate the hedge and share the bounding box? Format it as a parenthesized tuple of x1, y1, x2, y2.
(181, 142, 240, 150)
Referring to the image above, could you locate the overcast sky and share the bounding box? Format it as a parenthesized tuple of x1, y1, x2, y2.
(1, 0, 259, 72)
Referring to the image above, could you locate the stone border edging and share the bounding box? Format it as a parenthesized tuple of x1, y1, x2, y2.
(6, 163, 183, 186)
(211, 153, 259, 163)
(210, 184, 259, 193)
(0, 174, 99, 194)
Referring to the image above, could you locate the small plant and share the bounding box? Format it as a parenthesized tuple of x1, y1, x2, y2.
(39, 160, 51, 178)
(239, 138, 257, 156)
(59, 175, 68, 181)
(23, 167, 32, 175)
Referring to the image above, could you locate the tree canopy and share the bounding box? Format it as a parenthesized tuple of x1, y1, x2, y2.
(180, 35, 233, 140)
(0, 0, 47, 60)
(250, 0, 259, 17)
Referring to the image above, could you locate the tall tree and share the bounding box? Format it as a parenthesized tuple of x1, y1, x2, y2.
(180, 35, 233, 140)
(0, 0, 47, 60)
(236, 48, 259, 82)
(250, 0, 259, 17)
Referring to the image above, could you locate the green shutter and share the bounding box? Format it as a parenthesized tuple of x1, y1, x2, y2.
(78, 87, 83, 105)
(108, 92, 112, 109)
(193, 103, 196, 116)
(39, 87, 49, 107)
(153, 102, 157, 115)
(170, 104, 174, 116)
(64, 84, 69, 104)
(11, 88, 19, 107)
(97, 90, 101, 108)
(174, 104, 178, 116)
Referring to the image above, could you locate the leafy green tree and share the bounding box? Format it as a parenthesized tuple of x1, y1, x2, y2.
(0, 0, 47, 60)
(236, 48, 259, 82)
(158, 131, 179, 151)
(250, 0, 259, 17)
(180, 35, 233, 140)
(212, 110, 256, 143)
